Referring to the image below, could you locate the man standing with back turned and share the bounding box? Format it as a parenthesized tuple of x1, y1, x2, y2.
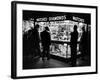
(70, 25, 78, 67)
(41, 27, 51, 61)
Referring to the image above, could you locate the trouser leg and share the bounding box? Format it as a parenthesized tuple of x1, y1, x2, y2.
(71, 47, 77, 67)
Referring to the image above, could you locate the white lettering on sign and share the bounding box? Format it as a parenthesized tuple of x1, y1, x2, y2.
(49, 15, 66, 21)
(30, 18, 34, 21)
(73, 16, 84, 22)
(36, 18, 47, 21)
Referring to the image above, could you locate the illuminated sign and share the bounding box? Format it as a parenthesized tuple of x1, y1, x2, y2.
(36, 18, 47, 21)
(36, 15, 66, 21)
(30, 18, 34, 21)
(73, 16, 84, 22)
(49, 15, 66, 21)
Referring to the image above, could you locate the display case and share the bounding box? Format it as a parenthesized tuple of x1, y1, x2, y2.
(49, 20, 84, 59)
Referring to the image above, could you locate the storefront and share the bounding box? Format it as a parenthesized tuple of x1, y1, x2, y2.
(22, 14, 89, 60)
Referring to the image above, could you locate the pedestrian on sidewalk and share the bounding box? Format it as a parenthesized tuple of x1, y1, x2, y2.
(41, 26, 51, 61)
(70, 25, 78, 67)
